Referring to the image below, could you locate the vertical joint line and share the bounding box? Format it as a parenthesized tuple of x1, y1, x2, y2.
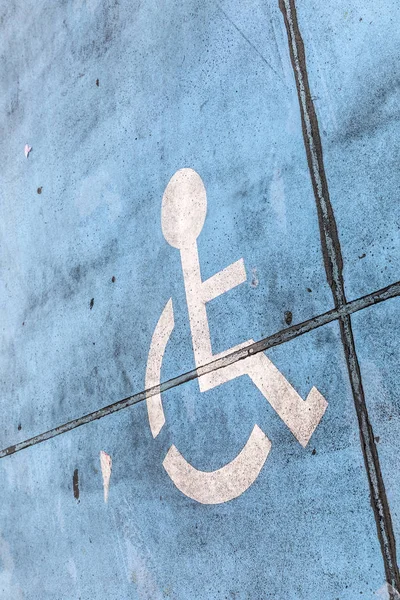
(279, 0, 345, 307)
(279, 0, 400, 591)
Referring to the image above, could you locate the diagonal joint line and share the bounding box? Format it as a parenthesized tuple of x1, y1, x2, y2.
(0, 280, 399, 460)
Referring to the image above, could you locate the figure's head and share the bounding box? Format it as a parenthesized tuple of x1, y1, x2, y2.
(161, 168, 207, 249)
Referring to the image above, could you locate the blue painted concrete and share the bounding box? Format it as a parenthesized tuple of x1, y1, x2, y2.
(0, 324, 385, 598)
(296, 0, 400, 300)
(0, 0, 398, 597)
(352, 299, 400, 546)
(0, 0, 333, 448)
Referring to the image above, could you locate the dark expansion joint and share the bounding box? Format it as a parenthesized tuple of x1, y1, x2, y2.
(279, 0, 400, 592)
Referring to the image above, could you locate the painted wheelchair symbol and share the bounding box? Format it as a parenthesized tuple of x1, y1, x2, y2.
(146, 168, 328, 504)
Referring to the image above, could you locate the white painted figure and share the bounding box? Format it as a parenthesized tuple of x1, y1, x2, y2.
(146, 168, 328, 504)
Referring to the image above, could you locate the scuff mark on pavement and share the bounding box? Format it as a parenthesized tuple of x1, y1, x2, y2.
(250, 267, 259, 288)
(73, 468, 79, 501)
(0, 535, 24, 599)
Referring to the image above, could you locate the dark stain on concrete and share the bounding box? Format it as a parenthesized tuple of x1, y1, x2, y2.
(284, 311, 293, 326)
(333, 58, 400, 146)
(23, 238, 119, 320)
(7, 79, 20, 117)
(73, 469, 79, 501)
(77, 0, 121, 62)
(70, 265, 82, 284)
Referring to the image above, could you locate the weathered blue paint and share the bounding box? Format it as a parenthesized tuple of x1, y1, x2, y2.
(295, 0, 400, 300)
(0, 324, 386, 598)
(0, 0, 399, 597)
(0, 0, 334, 448)
(352, 298, 400, 546)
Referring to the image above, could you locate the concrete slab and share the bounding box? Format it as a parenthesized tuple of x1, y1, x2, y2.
(295, 0, 400, 300)
(1, 0, 399, 596)
(352, 298, 400, 551)
(0, 324, 385, 599)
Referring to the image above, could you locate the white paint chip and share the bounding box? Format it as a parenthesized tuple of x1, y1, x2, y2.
(100, 451, 112, 503)
(24, 144, 32, 158)
(376, 583, 400, 599)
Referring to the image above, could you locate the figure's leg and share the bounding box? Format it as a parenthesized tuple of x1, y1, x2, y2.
(246, 352, 328, 447)
(197, 338, 327, 447)
(197, 341, 253, 392)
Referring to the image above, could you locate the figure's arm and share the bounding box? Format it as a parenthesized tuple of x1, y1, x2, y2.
(202, 259, 246, 303)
